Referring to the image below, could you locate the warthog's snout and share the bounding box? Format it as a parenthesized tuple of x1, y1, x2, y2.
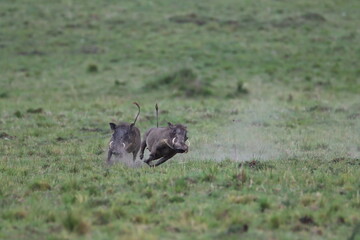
(171, 137, 188, 153)
(176, 147, 188, 153)
(112, 151, 124, 158)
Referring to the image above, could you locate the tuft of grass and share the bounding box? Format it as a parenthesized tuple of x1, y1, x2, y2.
(14, 111, 24, 118)
(63, 210, 91, 235)
(0, 92, 9, 98)
(30, 181, 51, 191)
(259, 197, 271, 212)
(3, 210, 28, 221)
(87, 64, 99, 73)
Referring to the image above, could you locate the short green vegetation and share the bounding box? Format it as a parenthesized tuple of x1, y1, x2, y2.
(1, 0, 360, 239)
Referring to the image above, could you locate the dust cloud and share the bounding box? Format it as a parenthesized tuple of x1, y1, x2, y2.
(179, 100, 360, 162)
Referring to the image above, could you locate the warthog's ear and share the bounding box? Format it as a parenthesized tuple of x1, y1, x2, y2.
(168, 122, 174, 128)
(109, 123, 116, 130)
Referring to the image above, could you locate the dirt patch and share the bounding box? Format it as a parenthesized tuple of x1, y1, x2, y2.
(55, 137, 68, 142)
(106, 19, 125, 26)
(239, 160, 274, 170)
(87, 64, 99, 73)
(348, 113, 360, 119)
(27, 108, 43, 114)
(169, 13, 216, 26)
(80, 127, 105, 133)
(0, 92, 9, 98)
(332, 157, 346, 163)
(273, 12, 326, 28)
(80, 45, 104, 54)
(47, 29, 63, 37)
(170, 13, 325, 30)
(30, 181, 51, 191)
(307, 105, 332, 112)
(145, 68, 213, 97)
(299, 215, 316, 225)
(0, 132, 15, 140)
(302, 13, 326, 22)
(169, 13, 250, 29)
(17, 50, 46, 56)
(227, 224, 249, 234)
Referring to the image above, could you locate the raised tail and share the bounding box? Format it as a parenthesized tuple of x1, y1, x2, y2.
(133, 102, 140, 125)
(155, 103, 159, 128)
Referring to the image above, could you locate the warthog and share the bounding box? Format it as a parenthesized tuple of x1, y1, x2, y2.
(107, 102, 141, 163)
(140, 104, 189, 167)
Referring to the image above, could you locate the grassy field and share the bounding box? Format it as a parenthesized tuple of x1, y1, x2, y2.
(1, 0, 360, 239)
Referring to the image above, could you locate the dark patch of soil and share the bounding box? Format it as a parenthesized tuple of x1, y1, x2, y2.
(64, 23, 82, 29)
(47, 30, 63, 36)
(106, 19, 126, 26)
(273, 12, 326, 28)
(145, 68, 213, 97)
(27, 108, 43, 114)
(80, 45, 104, 54)
(80, 127, 104, 132)
(55, 137, 67, 142)
(88, 199, 111, 207)
(226, 224, 249, 234)
(87, 64, 99, 73)
(239, 160, 274, 170)
(347, 113, 360, 119)
(337, 217, 345, 224)
(168, 196, 185, 203)
(17, 50, 46, 56)
(307, 105, 332, 112)
(169, 13, 254, 29)
(299, 215, 316, 225)
(227, 81, 249, 98)
(0, 132, 15, 140)
(169, 13, 215, 26)
(332, 157, 346, 163)
(292, 223, 309, 232)
(346, 158, 360, 166)
(14, 111, 23, 118)
(251, 121, 270, 127)
(0, 92, 9, 98)
(335, 107, 347, 113)
(165, 226, 181, 233)
(302, 13, 326, 22)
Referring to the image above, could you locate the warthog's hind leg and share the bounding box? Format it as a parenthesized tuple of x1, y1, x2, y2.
(132, 151, 138, 161)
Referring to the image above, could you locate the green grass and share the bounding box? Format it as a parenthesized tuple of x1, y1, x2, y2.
(1, 0, 360, 239)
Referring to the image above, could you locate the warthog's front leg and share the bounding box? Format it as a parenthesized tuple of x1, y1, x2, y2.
(150, 153, 176, 167)
(139, 140, 147, 160)
(107, 151, 113, 164)
(144, 154, 157, 165)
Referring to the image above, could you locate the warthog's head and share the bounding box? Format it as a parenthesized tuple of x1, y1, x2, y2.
(167, 122, 189, 153)
(109, 123, 136, 157)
